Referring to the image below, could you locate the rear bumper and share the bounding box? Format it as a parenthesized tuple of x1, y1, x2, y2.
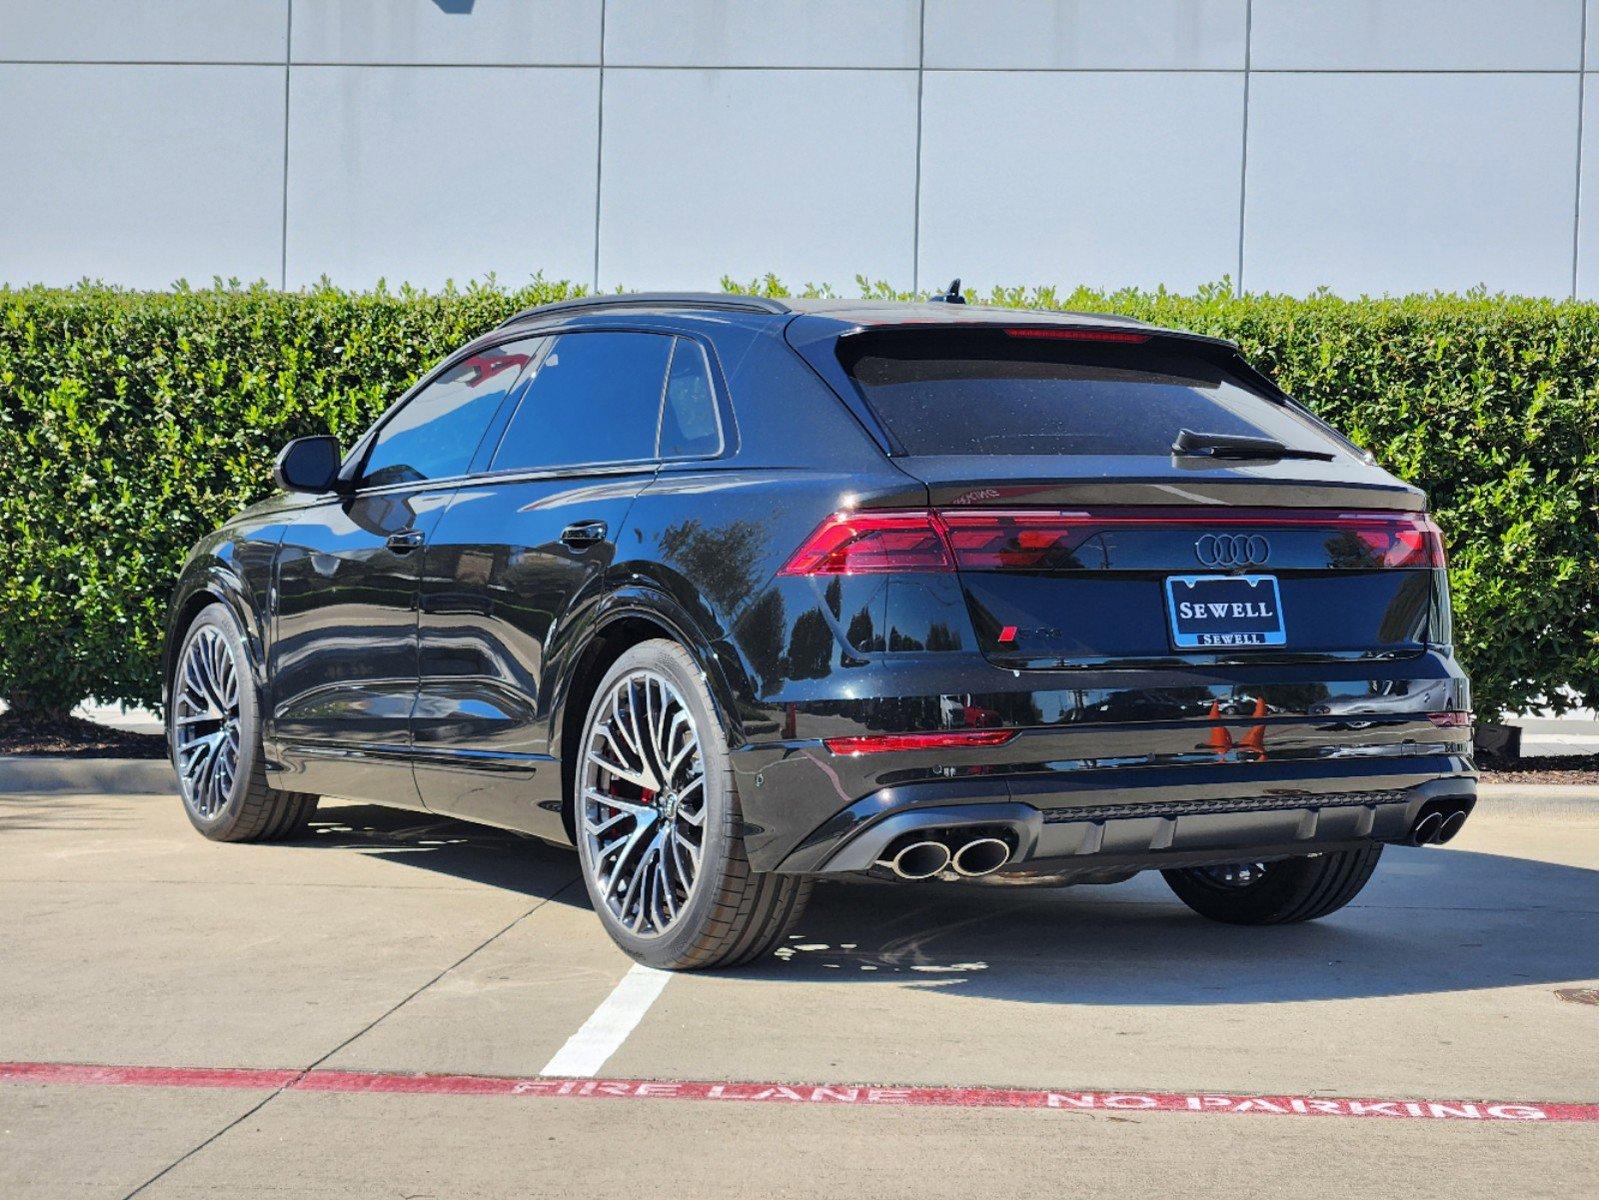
(728, 650, 1474, 876)
(772, 763, 1474, 879)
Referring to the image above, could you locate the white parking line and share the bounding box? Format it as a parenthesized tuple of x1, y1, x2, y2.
(539, 964, 672, 1078)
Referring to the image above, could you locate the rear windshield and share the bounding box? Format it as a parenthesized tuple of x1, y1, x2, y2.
(837, 329, 1339, 457)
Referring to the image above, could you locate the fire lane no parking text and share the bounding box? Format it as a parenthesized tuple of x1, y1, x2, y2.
(3, 1061, 1595, 1124)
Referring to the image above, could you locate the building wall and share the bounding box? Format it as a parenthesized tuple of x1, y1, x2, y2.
(3, 0, 1595, 298)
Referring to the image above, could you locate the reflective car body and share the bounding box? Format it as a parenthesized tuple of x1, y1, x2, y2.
(166, 294, 1474, 886)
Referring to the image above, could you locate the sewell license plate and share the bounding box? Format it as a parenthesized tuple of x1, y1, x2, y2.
(1164, 574, 1286, 649)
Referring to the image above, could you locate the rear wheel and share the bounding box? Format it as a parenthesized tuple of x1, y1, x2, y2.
(169, 603, 317, 842)
(1161, 844, 1382, 925)
(575, 639, 809, 970)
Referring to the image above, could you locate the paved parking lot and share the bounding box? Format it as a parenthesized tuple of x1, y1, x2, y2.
(2, 768, 1595, 1198)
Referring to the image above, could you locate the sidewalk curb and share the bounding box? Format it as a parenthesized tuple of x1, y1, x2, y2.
(1476, 782, 1599, 816)
(0, 756, 172, 796)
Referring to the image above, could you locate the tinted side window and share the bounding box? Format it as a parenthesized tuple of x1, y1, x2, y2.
(659, 338, 722, 459)
(362, 340, 538, 486)
(490, 332, 670, 472)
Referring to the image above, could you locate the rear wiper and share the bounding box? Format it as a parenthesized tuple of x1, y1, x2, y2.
(1172, 428, 1335, 462)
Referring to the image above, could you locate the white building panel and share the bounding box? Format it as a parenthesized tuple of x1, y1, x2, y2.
(918, 70, 1245, 292)
(923, 0, 1247, 70)
(0, 64, 283, 287)
(604, 0, 919, 68)
(1245, 72, 1579, 296)
(1250, 0, 1582, 71)
(284, 66, 599, 289)
(598, 68, 918, 291)
(289, 0, 601, 65)
(3, 0, 288, 64)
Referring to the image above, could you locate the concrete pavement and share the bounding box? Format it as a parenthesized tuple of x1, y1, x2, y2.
(2, 771, 1595, 1198)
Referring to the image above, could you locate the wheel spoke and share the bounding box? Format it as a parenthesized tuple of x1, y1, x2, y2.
(669, 826, 699, 879)
(623, 681, 649, 780)
(582, 788, 654, 817)
(610, 687, 641, 758)
(664, 727, 696, 785)
(651, 689, 674, 777)
(584, 809, 630, 838)
(655, 851, 678, 924)
(603, 818, 653, 898)
(642, 679, 661, 777)
(586, 750, 653, 792)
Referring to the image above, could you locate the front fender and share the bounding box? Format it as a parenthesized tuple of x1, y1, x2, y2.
(162, 525, 284, 711)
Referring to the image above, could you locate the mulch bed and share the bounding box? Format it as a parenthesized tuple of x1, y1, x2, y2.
(1479, 754, 1599, 787)
(0, 710, 166, 759)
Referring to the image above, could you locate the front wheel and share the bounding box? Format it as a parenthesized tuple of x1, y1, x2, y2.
(169, 602, 318, 842)
(1161, 844, 1383, 925)
(575, 639, 809, 970)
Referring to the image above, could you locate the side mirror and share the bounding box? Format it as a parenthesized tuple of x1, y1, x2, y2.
(273, 436, 342, 494)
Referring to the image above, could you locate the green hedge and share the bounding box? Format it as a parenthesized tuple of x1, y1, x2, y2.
(2, 278, 1596, 720)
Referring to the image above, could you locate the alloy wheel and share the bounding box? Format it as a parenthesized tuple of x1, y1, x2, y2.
(173, 625, 242, 819)
(581, 669, 706, 938)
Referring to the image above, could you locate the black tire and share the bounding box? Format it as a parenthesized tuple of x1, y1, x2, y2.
(169, 602, 318, 843)
(574, 639, 809, 970)
(1161, 845, 1383, 925)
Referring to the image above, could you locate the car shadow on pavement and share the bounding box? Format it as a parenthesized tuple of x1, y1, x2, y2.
(299, 804, 1598, 1006)
(300, 803, 581, 898)
(728, 846, 1599, 1005)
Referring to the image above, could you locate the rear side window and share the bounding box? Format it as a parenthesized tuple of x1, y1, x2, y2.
(659, 338, 722, 459)
(362, 339, 539, 486)
(490, 331, 671, 472)
(838, 329, 1340, 457)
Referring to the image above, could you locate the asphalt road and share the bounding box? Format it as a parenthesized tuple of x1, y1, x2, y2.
(2, 771, 1595, 1199)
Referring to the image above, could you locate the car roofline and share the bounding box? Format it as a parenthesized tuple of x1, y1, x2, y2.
(496, 292, 1237, 357)
(498, 292, 793, 328)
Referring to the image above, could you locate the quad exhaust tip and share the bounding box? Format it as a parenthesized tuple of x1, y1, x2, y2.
(1411, 811, 1444, 846)
(1435, 809, 1468, 844)
(878, 833, 1015, 880)
(881, 839, 951, 880)
(1408, 799, 1473, 846)
(951, 836, 1013, 878)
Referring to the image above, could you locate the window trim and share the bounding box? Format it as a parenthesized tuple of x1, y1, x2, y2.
(655, 336, 727, 463)
(340, 322, 737, 497)
(480, 327, 728, 478)
(515, 321, 736, 465)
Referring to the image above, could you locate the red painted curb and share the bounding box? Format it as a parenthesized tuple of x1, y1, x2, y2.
(4, 1061, 1596, 1123)
(0, 1062, 300, 1090)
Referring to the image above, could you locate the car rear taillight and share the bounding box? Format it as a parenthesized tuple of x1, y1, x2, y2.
(939, 511, 1098, 570)
(777, 511, 953, 575)
(823, 729, 1018, 756)
(779, 508, 1447, 575)
(1343, 514, 1448, 568)
(1427, 712, 1473, 728)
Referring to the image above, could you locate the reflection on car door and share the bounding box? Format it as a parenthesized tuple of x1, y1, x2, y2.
(413, 330, 682, 836)
(269, 339, 539, 802)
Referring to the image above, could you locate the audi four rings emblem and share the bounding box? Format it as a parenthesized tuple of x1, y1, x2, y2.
(1194, 533, 1270, 568)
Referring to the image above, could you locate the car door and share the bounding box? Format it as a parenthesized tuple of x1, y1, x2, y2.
(269, 338, 539, 802)
(412, 329, 684, 835)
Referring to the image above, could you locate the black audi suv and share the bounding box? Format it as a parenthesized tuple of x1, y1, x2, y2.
(165, 293, 1475, 969)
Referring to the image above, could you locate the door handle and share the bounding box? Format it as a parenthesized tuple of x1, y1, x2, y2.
(386, 529, 424, 553)
(560, 520, 608, 548)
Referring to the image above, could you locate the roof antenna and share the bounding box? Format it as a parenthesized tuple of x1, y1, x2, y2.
(929, 277, 965, 305)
